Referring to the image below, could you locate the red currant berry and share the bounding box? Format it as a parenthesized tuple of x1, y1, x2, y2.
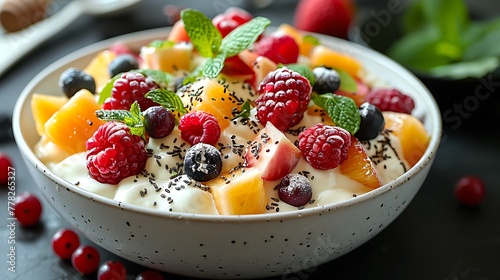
(0, 152, 13, 185)
(212, 15, 239, 37)
(98, 260, 127, 280)
(71, 245, 101, 275)
(135, 270, 165, 280)
(14, 192, 42, 227)
(454, 176, 486, 207)
(51, 228, 80, 259)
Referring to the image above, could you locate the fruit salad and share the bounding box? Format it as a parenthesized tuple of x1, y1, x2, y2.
(31, 8, 430, 215)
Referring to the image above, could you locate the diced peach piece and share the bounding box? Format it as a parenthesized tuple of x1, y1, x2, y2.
(309, 45, 362, 78)
(84, 50, 116, 90)
(252, 56, 277, 89)
(306, 105, 335, 125)
(340, 137, 381, 189)
(383, 112, 430, 167)
(190, 79, 241, 130)
(244, 122, 302, 181)
(140, 42, 192, 73)
(207, 167, 267, 215)
(44, 90, 105, 154)
(31, 94, 68, 136)
(167, 20, 190, 43)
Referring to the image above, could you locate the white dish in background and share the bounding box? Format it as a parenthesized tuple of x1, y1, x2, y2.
(13, 28, 441, 279)
(0, 0, 141, 77)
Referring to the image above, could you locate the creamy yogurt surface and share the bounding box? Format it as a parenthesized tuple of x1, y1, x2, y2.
(45, 77, 409, 215)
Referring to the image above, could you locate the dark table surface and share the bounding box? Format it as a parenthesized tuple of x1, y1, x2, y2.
(1, 0, 500, 279)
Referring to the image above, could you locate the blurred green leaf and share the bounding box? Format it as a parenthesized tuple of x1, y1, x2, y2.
(428, 56, 499, 79)
(462, 18, 500, 61)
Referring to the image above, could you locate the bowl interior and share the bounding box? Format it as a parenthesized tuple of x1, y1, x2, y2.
(13, 27, 442, 221)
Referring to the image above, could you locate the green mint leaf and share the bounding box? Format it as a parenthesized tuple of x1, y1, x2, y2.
(134, 69, 172, 88)
(97, 75, 119, 105)
(428, 56, 499, 79)
(231, 100, 252, 120)
(312, 93, 360, 134)
(95, 101, 146, 139)
(280, 64, 315, 86)
(303, 35, 320, 46)
(220, 17, 271, 57)
(146, 89, 187, 114)
(181, 9, 222, 58)
(337, 69, 358, 93)
(95, 108, 133, 122)
(202, 51, 227, 78)
(148, 40, 176, 49)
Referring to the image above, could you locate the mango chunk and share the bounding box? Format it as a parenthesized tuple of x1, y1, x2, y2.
(44, 90, 105, 154)
(31, 94, 68, 136)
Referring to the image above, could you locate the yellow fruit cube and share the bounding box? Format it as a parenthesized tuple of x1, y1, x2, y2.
(190, 79, 241, 130)
(44, 90, 105, 154)
(140, 42, 192, 73)
(207, 167, 267, 215)
(31, 94, 68, 136)
(84, 50, 116, 90)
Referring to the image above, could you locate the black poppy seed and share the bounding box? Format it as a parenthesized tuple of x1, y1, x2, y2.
(160, 194, 166, 198)
(75, 181, 80, 186)
(140, 188, 147, 197)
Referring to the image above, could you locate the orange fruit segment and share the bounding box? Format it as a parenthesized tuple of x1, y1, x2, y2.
(190, 79, 241, 130)
(44, 90, 105, 155)
(31, 94, 68, 136)
(207, 167, 267, 215)
(309, 45, 362, 78)
(383, 112, 430, 167)
(340, 137, 381, 189)
(84, 50, 116, 90)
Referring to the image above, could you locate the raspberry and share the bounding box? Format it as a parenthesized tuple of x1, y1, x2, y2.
(256, 68, 312, 131)
(365, 88, 415, 114)
(298, 123, 351, 170)
(253, 35, 299, 64)
(102, 72, 159, 111)
(86, 122, 147, 184)
(178, 111, 221, 146)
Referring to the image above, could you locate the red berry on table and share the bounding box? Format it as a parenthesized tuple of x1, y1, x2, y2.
(14, 192, 42, 227)
(253, 35, 300, 64)
(298, 123, 351, 170)
(256, 68, 312, 131)
(135, 270, 165, 280)
(0, 152, 13, 185)
(52, 228, 80, 259)
(454, 176, 486, 207)
(71, 245, 101, 275)
(365, 88, 415, 114)
(86, 121, 148, 184)
(102, 72, 159, 111)
(98, 260, 127, 280)
(178, 111, 221, 146)
(294, 0, 355, 39)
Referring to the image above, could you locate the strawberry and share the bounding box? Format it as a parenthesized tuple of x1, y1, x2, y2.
(293, 0, 356, 39)
(339, 136, 381, 189)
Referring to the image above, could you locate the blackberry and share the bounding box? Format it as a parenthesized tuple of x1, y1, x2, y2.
(354, 102, 385, 141)
(59, 68, 96, 98)
(312, 66, 340, 94)
(108, 54, 139, 77)
(184, 143, 223, 182)
(277, 174, 312, 207)
(143, 106, 176, 139)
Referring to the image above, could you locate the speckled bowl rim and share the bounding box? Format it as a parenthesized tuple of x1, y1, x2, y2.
(13, 27, 442, 223)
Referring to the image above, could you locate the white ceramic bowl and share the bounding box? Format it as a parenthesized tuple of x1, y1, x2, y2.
(13, 27, 441, 279)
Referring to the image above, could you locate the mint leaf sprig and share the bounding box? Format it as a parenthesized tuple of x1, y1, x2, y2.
(145, 89, 187, 115)
(96, 101, 146, 140)
(181, 8, 271, 79)
(311, 93, 360, 135)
